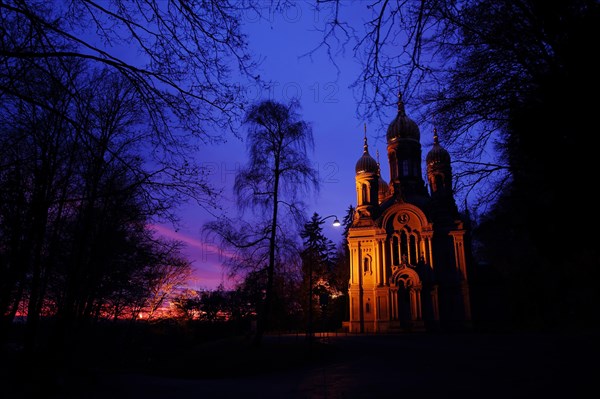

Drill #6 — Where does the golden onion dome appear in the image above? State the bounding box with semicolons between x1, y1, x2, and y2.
355;138;378;174
426;128;451;165
386;95;420;143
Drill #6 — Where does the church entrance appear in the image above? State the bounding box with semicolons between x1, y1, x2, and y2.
390;265;423;330
397;284;412;328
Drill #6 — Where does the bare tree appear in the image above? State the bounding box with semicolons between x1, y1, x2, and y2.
300;212;338;337
0;0;269;227
0;56;86;346
205;99;318;345
308;1;510;209
0;61;204;349
309;0;597;209
309;1;599;329
0;0;259;136
143;250;193;321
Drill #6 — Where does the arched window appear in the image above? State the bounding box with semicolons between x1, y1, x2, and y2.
361;184;368;204
410;235;418;265
390;152;397;179
435;174;444;193
400;231;408;263
365;301;371;313
429;175;437;192
402;159;410;176
392;236;400;265
363;256;370;273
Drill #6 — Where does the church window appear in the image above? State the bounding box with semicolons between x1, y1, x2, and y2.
402;159;410;176
410;235;418;264
392;236;400;265
361;184;368;204
400;231;408;263
363;256;370;273
435;174;444;192
390;153;397;179
365;301;371;313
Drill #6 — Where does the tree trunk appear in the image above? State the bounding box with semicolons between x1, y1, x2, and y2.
253;158;280;347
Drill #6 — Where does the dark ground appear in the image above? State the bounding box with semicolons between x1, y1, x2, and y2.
3;329;598;399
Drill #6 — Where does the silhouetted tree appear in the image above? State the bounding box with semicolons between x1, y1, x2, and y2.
439;0;600;330
312;0;597;208
0;5;259;324
131;247;193;321
0;0;258;139
205;99;318;345
328;204;354;328
0;57;86;346
171;289;202;321
340;204;355;241
0;64;198;349
300;213;338;335
314;0;600;329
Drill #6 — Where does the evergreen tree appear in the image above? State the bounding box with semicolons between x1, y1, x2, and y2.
300;213;338;335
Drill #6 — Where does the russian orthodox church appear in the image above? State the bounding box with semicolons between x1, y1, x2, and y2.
345;96;472;333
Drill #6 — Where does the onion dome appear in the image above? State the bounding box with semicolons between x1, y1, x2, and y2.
426;128;451;165
355;127;378;174
386;92;420;142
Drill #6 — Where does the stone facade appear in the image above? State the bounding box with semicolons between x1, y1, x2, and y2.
345;100;472;333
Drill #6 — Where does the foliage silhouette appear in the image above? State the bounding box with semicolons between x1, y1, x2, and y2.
314;0;600;330
205;99;319;345
0;65;192;350
300;213;339;336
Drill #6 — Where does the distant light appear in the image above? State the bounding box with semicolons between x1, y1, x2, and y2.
332;218;341;227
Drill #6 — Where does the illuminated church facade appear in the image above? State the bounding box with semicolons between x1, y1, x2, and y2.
345;98;472;333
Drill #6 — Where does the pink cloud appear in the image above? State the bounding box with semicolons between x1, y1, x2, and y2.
149;223;238;291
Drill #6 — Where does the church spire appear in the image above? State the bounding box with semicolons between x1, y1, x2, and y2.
355;123;378;175
433;126;439;145
355;123;380;210
397;77;406;115
363;123;369;153
397;89;406;115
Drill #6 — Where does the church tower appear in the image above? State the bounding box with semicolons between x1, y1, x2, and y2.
426;127;459;222
345;94;472;333
354;125;380;219
386;93;428;201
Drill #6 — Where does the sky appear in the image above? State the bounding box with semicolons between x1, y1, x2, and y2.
156;2;405;291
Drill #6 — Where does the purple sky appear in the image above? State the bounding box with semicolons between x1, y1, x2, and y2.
155;3;402;291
